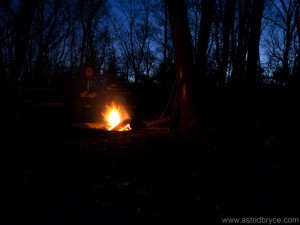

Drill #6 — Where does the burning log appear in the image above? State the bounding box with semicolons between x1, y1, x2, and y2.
73;101;132;132
110;118;131;131
102;101;131;131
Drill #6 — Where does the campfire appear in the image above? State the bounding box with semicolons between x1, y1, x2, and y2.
73;101;132;132
101;101;131;131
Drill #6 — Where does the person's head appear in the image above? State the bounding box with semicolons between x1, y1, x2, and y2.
84;64;94;78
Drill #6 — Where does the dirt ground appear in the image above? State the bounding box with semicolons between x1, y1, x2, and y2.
0;85;299;225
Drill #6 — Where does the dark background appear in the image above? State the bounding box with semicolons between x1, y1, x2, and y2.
1;0;300;224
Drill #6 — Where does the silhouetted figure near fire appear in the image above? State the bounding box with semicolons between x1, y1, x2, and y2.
72;64;102;123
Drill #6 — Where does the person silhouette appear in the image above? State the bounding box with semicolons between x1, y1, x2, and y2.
72;64;101;123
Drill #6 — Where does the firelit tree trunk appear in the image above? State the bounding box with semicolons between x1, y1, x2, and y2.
166;0;198;130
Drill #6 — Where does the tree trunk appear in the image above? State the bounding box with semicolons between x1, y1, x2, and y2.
245;0;265;87
0;40;5;79
195;0;215;84
294;1;300;88
163;0;168;74
232;0;251;85
218;0;235;86
11;0;37;83
166;0;198;130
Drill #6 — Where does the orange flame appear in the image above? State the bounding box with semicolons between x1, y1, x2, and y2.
101;101;131;131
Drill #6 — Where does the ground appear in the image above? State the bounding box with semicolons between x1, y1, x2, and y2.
0;85;299;225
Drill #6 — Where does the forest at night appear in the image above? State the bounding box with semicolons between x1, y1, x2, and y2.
1;0;299;224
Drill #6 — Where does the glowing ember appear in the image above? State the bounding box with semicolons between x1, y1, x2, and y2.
102;101;131;131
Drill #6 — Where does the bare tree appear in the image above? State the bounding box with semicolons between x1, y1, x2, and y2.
245;0;265;87
78;0;107;67
152;0;174;87
31;0;71;83
218;0;236;86
231;0;252;84
186;0;202;59
263;0;298;85
0;0;15;79
112;0;155;83
11;0;38;83
195;0;216;84
167;0;198;130
293;0;300;87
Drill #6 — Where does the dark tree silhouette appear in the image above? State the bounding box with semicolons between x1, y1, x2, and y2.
34;0;64;84
294;0;300;88
11;0;38;83
231;0;251;84
195;0;216;84
166;0;198;130
264;0;298;86
218;0;236;86
245;0;265;87
78;0;105;67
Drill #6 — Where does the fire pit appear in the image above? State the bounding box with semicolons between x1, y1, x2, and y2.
73;119;131;131
73;101;132;132
73;122;107;130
